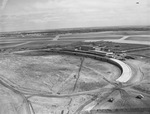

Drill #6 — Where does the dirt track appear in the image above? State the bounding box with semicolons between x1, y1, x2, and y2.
0;53;121;114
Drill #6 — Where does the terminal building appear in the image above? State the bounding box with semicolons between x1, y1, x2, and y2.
75;45;95;51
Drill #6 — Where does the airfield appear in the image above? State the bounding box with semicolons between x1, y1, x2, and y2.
0;27;150;114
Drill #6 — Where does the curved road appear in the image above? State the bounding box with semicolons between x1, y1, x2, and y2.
0;50;133;114
110;58;132;83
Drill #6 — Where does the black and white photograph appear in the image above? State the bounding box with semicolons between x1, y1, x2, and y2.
0;0;150;114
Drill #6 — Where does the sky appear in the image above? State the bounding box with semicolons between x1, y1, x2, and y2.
0;0;150;32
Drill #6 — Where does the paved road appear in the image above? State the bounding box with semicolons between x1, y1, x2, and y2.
110;58;132;83
53;35;60;41
0;50;133;114
119;36;130;41
85;35;150;45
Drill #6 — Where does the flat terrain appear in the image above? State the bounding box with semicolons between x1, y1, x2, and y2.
0;50;150;114
59;32;122;40
1;30;150;51
126;36;150;41
0;54;120;93
0;28;150;114
0;53;121;114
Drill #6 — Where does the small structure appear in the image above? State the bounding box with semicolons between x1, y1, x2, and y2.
76;45;95;51
94;46;106;51
113;55;125;60
108;98;114;102
136;94;144;99
93;50;108;56
106;52;114;58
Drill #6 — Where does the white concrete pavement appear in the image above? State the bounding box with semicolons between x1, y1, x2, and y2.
110;58;132;83
53;35;60;41
119;36;130;41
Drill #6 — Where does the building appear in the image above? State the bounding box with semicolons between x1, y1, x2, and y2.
75;45;95;51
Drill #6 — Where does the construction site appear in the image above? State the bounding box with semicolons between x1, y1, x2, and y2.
0;31;150;114
1;0;150;113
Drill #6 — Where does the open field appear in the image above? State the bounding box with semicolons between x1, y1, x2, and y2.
0;54;120;92
59;37;122;41
0;48;150;113
59;33;122;39
0;28;150;114
0;52;122;114
126;36;150;41
1;29;150;52
58;32;122;41
0;37;54;42
100;30;150;35
127;50;150;60
0;40;76;52
0;83;26;114
0;41;26;48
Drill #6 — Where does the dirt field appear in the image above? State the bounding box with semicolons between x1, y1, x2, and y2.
0;53;121;114
1;29;150;114
0;50;150;114
0;54;120;93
